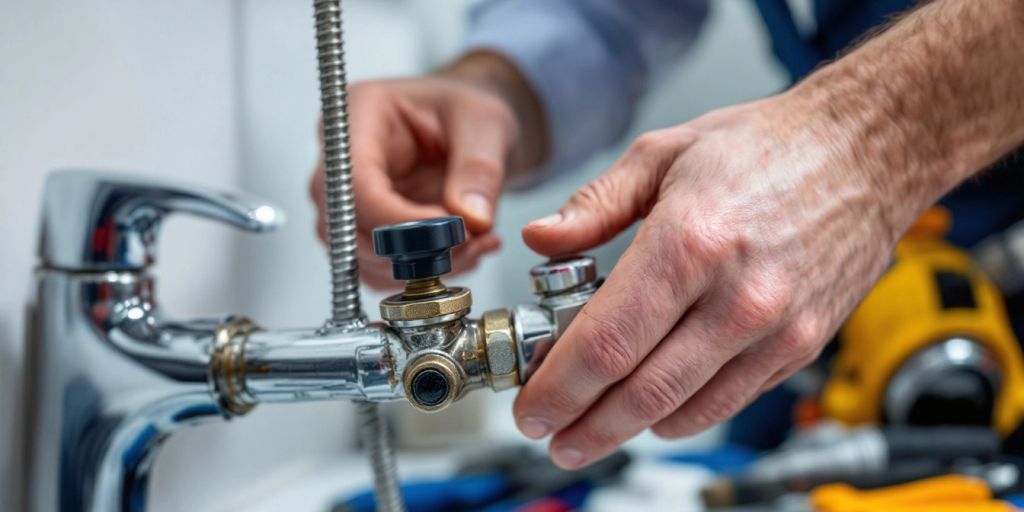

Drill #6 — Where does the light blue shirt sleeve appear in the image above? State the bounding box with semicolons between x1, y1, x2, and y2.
463;0;710;175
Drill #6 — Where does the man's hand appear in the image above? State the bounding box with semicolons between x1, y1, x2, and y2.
513;0;1024;470
309;53;546;288
514;98;899;468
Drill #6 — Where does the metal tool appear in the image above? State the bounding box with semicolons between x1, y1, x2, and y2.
702;425;1001;508
20;170;599;511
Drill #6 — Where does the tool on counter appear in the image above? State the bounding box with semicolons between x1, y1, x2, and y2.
810;474;1016;512
701;425;1003;508
331;447;631;512
824;207;1024;436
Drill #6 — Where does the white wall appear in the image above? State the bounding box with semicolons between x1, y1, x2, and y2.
0;2;245;509
0;1;363;510
1;0;787;510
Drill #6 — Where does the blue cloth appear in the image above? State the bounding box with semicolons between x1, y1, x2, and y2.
661;444;761;473
1004;493;1024;509
337;473;509;512
465;0;1024;248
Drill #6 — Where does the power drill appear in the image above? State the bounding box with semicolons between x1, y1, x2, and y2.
823;207;1024;437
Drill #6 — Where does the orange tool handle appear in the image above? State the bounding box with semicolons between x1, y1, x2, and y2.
811;475;1006;512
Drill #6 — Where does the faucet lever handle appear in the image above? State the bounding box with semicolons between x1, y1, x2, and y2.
40;170;285;270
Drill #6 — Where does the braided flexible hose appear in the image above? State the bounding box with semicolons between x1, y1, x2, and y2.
314;0;363;326
312;1;405;511
356;401;405;512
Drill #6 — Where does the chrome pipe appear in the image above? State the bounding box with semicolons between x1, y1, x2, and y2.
230;327;406;406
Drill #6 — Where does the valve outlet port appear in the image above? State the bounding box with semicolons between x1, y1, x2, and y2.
403;354;462;413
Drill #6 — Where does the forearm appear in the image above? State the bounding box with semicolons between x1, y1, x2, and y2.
785;0;1024;238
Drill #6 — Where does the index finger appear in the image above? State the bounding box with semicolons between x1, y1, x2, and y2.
512;219;710;439
346;98;449;228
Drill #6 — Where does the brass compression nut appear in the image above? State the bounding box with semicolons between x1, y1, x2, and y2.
482;309;519;391
403;353;464;413
210;316;262;417
380;287;472;322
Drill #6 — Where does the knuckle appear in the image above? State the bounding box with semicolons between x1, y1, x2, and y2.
572;174;616;210
571;423;620;452
628;130;673;156
457;155;504;184
687;393;748;433
729;275;791;335
674;221;733;270
452;89;517;136
625;366;688;422
578;315;637;382
473;94;515;124
567;176;620;239
649;221;701;277
531;384;581;418
776;314;824;358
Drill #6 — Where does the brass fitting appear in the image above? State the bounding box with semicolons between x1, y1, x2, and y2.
402;353;464;412
482;309;519;391
210;317;262;416
379;286;472;322
401;277;447;299
370;217;600;415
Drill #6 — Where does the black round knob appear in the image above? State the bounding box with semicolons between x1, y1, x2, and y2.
372;216;466;280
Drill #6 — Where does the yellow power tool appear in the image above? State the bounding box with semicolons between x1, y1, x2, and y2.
823;208;1024;436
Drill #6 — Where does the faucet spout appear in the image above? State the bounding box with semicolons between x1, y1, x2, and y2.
23;270;229;512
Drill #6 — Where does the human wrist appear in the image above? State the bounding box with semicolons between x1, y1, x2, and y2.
768;85;924;246
777;0;1024;243
438;51;549;172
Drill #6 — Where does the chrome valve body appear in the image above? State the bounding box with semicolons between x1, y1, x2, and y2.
21;171;600;512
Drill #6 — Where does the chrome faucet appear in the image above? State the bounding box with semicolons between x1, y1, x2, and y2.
22;170;600;512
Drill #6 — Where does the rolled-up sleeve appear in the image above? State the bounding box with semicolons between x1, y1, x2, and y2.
463;0;709;174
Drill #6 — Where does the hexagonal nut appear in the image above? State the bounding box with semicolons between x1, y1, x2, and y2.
482;309;519;391
380;287;472;321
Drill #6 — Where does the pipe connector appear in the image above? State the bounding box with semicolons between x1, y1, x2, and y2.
210;317;263;416
205;216;601;417
482;309;519;391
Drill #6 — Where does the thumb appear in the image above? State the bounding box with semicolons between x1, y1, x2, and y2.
443;105;516;234
523;133;680;256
